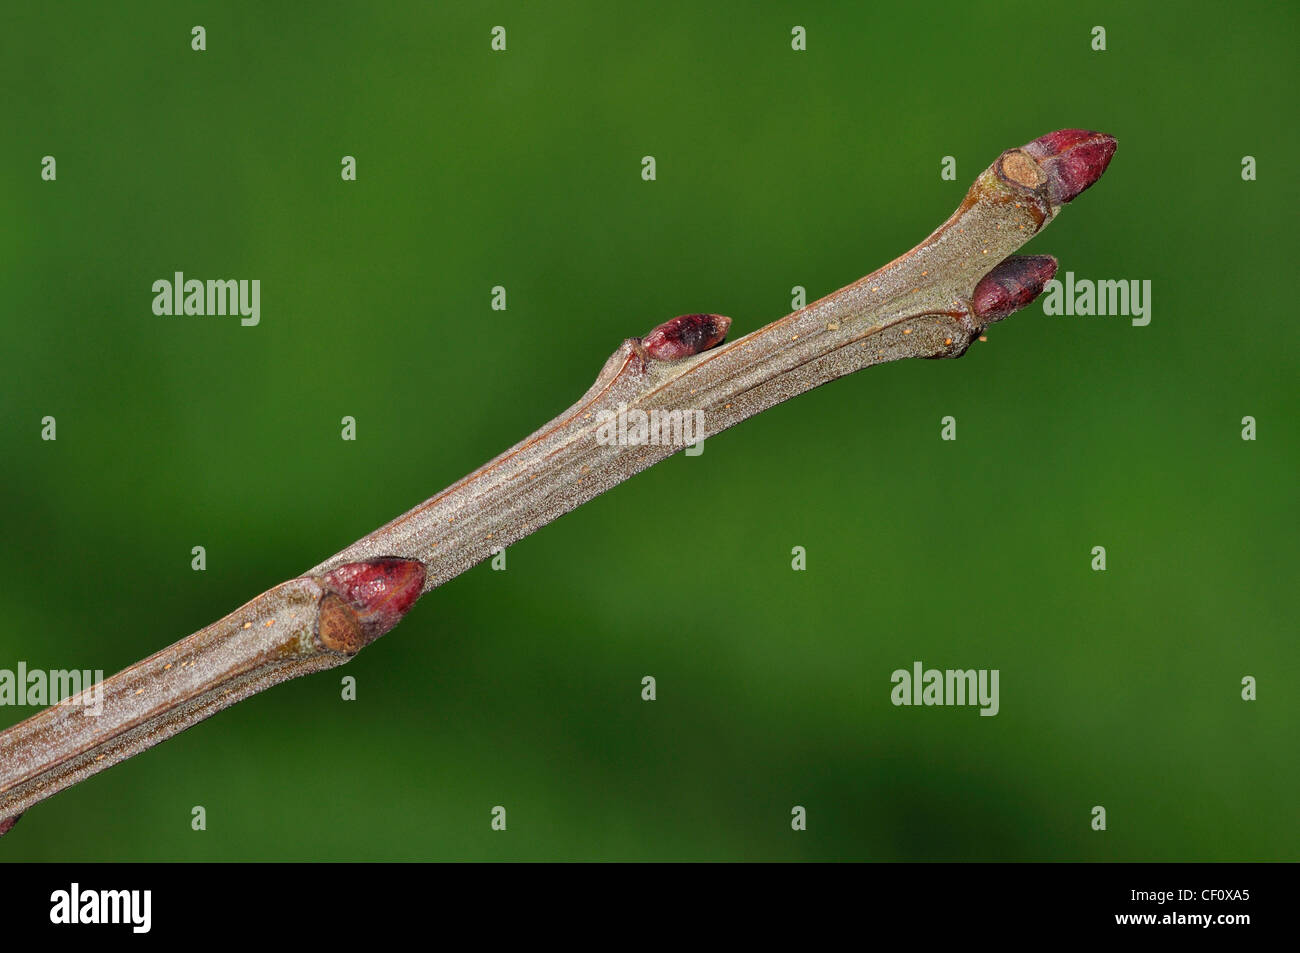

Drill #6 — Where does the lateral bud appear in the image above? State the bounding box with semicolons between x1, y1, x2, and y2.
972;255;1058;324
315;558;426;655
641;313;731;361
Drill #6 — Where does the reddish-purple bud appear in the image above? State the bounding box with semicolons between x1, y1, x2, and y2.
973;255;1058;323
642;313;731;361
1022;129;1117;205
317;558;426;654
0;814;21;837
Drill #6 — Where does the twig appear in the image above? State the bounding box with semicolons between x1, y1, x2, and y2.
0;129;1117;834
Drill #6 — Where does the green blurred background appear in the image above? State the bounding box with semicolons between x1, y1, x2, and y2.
2;1;1295;861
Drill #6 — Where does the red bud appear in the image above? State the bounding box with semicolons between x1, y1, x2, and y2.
642;313;731;361
973;255;1058;322
1022;129;1117;205
317;558;426;653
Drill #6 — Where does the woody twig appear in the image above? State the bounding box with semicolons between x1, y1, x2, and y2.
0;129;1117;836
